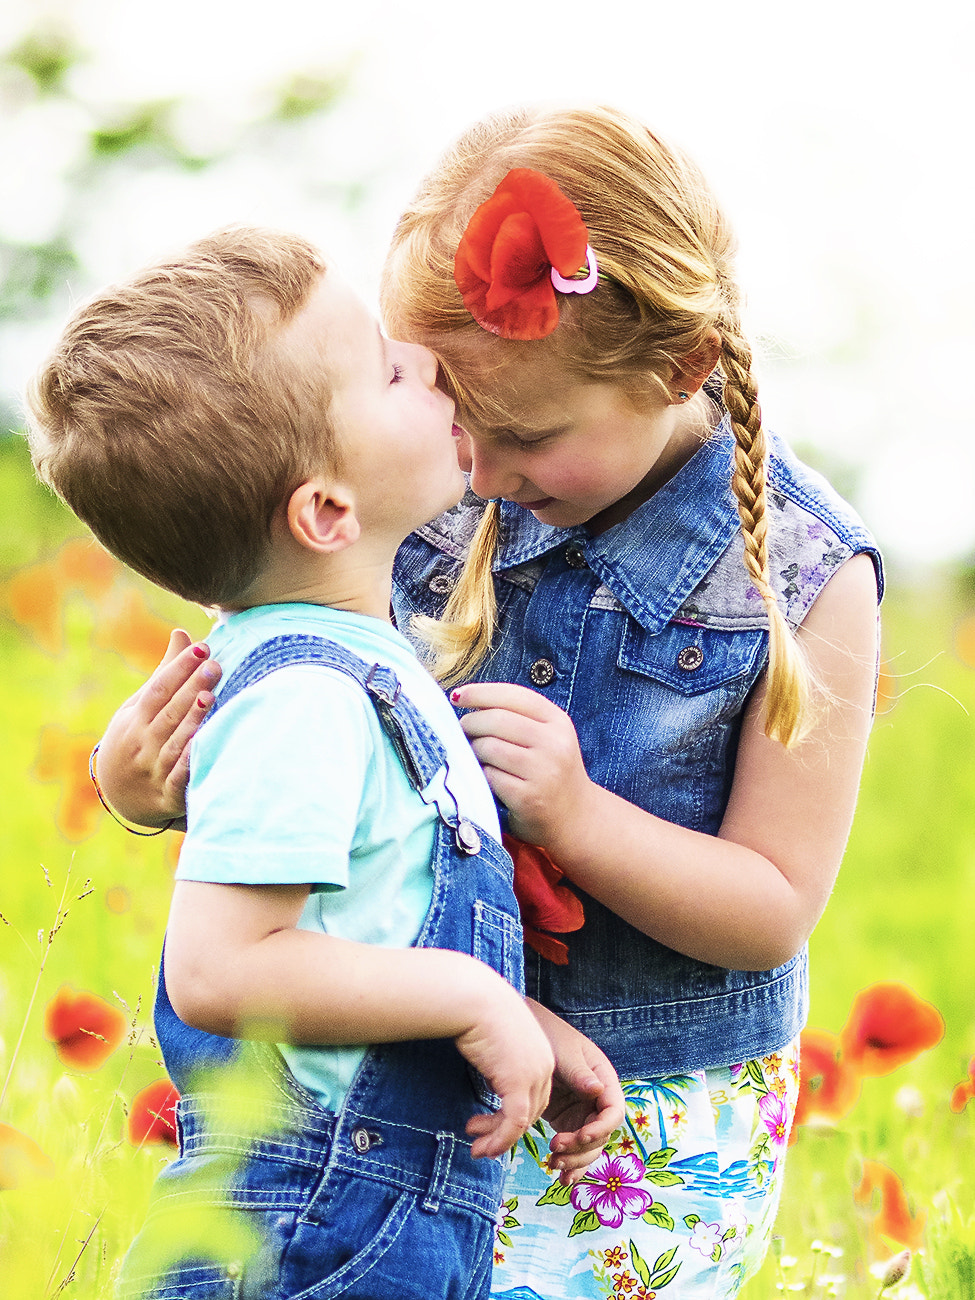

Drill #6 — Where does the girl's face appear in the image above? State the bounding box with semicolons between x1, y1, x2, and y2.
454;351;698;531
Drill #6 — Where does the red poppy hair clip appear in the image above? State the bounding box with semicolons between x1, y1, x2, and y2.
454;168;598;341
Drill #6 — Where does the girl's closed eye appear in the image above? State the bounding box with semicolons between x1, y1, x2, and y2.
391;363;406;384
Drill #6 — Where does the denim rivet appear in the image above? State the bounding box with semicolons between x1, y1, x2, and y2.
529;658;556;687
225;1261;243;1279
677;645;704;671
564;542;588;570
351;1126;372;1153
429;574;454;596
455;819;482;855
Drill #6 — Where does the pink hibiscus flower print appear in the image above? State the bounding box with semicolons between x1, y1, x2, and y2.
759;1091;790;1148
570;1151;653;1228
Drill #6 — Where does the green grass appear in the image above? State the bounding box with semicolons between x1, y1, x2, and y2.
1;433;974;1297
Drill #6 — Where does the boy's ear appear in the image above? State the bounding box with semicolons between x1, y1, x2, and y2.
286;479;360;553
672;328;722;399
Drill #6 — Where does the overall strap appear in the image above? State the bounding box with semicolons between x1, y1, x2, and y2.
206;632;448;801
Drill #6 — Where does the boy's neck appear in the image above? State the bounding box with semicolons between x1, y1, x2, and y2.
229;544;396;623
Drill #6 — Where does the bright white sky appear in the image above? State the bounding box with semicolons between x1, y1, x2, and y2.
4;0;973;566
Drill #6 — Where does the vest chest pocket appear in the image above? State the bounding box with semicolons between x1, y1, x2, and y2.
615;621;767;759
619;621;767;696
472;899;524;993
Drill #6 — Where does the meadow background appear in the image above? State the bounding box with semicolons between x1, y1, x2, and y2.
2;2;975;1296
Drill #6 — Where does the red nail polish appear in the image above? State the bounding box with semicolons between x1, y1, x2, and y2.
450;690;461;703
191;645;207;659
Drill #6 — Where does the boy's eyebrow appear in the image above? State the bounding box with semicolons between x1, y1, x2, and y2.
481;419;571;439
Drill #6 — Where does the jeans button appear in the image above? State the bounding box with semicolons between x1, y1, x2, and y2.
351;1126;373;1154
429;573;454;596
565;542;588;569
529;658;556;687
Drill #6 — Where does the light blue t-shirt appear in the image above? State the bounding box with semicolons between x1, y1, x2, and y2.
177;602;500;1109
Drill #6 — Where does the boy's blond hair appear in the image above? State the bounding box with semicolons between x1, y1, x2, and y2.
26;227;330;607
382;105;812;746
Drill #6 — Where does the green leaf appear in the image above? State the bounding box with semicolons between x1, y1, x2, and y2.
647;1170;685;1187
646;1146;677;1169
710;1244;723;1263
651;1264;682;1289
497;1230;512;1247
745;1059;766;1090
683;1213;701;1228
537;1178;573;1207
629;1240;651;1288
568;1209;601;1237
645;1203;675;1231
522;1131;541;1163
652;1246;678;1274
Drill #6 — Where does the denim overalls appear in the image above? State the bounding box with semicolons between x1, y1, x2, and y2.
394;420;884;1079
118;635;524;1300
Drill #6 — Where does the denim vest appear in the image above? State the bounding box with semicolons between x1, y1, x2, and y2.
394;421;883;1079
136;635;524;1298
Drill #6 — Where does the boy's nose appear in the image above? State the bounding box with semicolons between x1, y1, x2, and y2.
414;343;439;390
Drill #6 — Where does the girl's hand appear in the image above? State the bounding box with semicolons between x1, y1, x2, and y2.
527;1000;624;1185
96;629;221;826
451;682;594;852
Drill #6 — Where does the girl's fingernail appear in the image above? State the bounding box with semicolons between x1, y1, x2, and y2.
197;695;211;709
191;645;207;659
450;689;461;703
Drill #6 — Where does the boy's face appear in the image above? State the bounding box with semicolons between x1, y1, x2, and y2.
285;271;465;540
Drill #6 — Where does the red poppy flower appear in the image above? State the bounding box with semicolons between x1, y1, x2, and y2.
790;1028;861;1141
454;169;591;340
855;1159;926;1252
127;1079;180;1146
504;835;585;965
950;1056;975;1113
840;982;944;1076
0;1123;55;1189
43;984;127;1070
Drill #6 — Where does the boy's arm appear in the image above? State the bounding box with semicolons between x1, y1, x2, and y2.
527;1000;624;1184
165;878;554;1159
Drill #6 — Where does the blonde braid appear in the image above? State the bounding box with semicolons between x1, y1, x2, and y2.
720;328;812;747
412;501;500;685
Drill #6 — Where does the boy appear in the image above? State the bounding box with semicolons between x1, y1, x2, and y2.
26;227;618;1298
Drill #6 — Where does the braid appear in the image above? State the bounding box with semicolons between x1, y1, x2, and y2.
720;328;812;747
412;501;500;685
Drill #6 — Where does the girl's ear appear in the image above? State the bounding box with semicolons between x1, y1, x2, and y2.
286;479;361;553
672;328;722;400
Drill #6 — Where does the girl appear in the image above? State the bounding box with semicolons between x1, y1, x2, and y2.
97;106;882;1298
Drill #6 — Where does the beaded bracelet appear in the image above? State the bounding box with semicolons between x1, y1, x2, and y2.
88;743;182;837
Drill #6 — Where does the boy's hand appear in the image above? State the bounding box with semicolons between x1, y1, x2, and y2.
457;977;555;1160
452;682;595;853
527;1000;624;1184
97;629;221;825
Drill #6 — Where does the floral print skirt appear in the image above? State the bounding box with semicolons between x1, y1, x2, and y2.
490;1040;800;1300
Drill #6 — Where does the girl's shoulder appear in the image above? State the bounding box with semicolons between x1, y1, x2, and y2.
682;431;883;633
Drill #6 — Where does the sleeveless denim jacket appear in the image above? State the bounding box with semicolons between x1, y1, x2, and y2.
126;635;523;1299
393;421;883;1079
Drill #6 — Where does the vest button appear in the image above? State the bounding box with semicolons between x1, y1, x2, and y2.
564;541;588;569
677;645;704;672
529;658;556;687
429;573;454;596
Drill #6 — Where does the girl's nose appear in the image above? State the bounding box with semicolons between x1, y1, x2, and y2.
468;442;521;501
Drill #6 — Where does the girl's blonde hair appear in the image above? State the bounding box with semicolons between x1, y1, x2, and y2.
382;105;811;747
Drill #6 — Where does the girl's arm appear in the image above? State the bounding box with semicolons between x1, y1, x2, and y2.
165;878;554;1159
95;630;219;826
454;553;880;972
